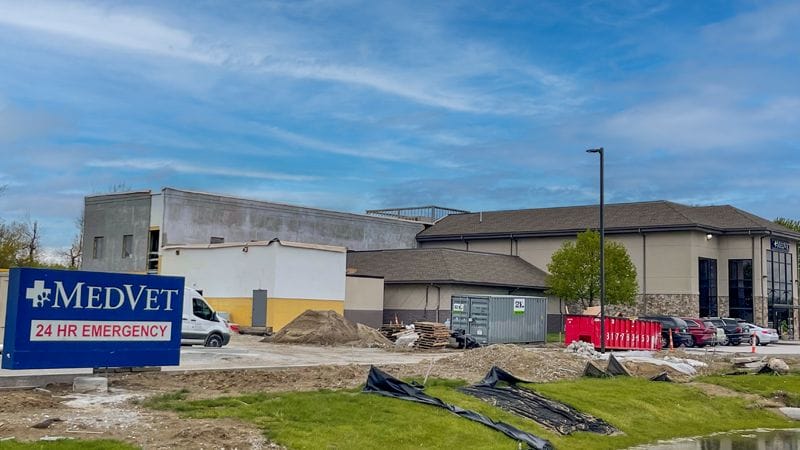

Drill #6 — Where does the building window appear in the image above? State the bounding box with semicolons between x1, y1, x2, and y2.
767;249;793;330
92;236;104;259
699;258;717;317
210;236;224;244
728;259;753;322
122;234;133;259
147;229;160;273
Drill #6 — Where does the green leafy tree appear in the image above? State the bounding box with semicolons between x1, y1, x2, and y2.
775;217;800;273
0;221;28;267
775;217;800;232
546;230;638;309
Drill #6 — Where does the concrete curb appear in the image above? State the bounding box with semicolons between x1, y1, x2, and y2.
0;373;86;389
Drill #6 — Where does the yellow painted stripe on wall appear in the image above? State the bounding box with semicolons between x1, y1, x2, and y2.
266;298;344;332
205;297;254;326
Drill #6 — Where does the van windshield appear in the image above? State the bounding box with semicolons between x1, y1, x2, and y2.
192;298;216;321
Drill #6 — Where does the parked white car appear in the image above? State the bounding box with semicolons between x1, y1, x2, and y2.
743;323;779;346
704;320;726;346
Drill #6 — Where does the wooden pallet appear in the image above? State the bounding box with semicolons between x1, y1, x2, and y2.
379;324;406;342
413;322;450;349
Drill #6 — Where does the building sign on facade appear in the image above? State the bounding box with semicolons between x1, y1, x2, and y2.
2;268;184;370
771;239;791;253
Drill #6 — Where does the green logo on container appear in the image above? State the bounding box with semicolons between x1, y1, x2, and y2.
513;298;525;315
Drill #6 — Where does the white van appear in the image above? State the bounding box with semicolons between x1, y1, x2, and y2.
181;287;231;347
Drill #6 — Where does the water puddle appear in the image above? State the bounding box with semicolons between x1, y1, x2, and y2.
628;428;800;449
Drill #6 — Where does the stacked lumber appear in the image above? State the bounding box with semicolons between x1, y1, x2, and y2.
413;322;450;349
379;323;405;342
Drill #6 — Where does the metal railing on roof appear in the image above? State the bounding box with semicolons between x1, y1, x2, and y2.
366;206;469;224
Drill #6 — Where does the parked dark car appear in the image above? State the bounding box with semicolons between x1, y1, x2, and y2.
703;317;749;346
681;317;718;347
641;316;693;348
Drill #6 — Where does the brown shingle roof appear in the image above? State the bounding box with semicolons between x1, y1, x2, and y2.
346;248;548;289
417;201;800;240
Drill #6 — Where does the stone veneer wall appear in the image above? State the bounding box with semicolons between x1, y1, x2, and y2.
572;294;700;318
716;296;730;318
752;296;768;326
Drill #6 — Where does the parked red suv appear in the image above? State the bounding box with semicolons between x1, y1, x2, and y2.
681;317;718;347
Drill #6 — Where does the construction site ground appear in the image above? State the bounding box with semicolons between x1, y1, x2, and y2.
1;335;798;449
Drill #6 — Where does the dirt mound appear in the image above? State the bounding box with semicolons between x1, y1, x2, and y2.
268;310;391;348
426;344;587;383
112;365;372;399
0;390;63;413
356;323;392;347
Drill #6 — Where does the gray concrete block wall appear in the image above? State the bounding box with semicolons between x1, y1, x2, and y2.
81;191;152;273
161;188;424;250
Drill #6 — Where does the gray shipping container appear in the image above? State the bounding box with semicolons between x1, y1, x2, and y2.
450;294;547;345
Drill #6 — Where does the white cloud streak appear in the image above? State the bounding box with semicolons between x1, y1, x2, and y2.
86;158;315;182
0;0;574;115
0;1;221;63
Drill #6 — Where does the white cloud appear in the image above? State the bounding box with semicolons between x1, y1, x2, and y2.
259;125;410;161
85;158;315;182
0;1;575;115
0;1;221;63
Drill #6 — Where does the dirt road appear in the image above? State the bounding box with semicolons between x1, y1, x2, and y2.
0;340;757;449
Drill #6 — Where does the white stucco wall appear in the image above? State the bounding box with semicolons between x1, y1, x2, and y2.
160;245;275;297
159;241;345;301
150;193;163;228
272;244;345;300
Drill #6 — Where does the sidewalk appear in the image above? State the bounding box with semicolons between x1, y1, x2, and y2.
777;339;800;345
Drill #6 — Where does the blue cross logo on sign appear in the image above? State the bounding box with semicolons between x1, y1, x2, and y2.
25;280;51;308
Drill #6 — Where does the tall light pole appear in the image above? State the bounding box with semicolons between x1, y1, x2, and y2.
586;147;606;353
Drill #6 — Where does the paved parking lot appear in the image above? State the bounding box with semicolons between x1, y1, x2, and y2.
685;341;800;356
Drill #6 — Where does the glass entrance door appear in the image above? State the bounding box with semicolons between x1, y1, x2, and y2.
699;258;717;317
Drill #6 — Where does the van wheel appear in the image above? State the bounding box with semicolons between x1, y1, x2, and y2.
205;333;223;348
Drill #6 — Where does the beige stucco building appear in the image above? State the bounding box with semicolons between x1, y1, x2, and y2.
347;248;549;326
417;201;800;338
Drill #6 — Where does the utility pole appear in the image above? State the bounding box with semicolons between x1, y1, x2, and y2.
586;147;605;353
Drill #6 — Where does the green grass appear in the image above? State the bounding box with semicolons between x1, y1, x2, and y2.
0;440;135;450
147;376;795;450
546;332;564;344
699;373;800;407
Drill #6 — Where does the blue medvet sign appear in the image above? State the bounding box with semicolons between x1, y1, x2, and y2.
3;268;184;370
771;239;791;253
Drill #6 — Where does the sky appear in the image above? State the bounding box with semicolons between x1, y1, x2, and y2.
0;0;798;253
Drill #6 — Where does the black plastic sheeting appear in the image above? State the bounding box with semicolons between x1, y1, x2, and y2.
363;366;553;450
461;367;618;436
606;354;631;377
450;329;482;349
650;371;673;382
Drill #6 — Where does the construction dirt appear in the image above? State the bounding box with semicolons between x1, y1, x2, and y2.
0;344;790;449
265;310;391;348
